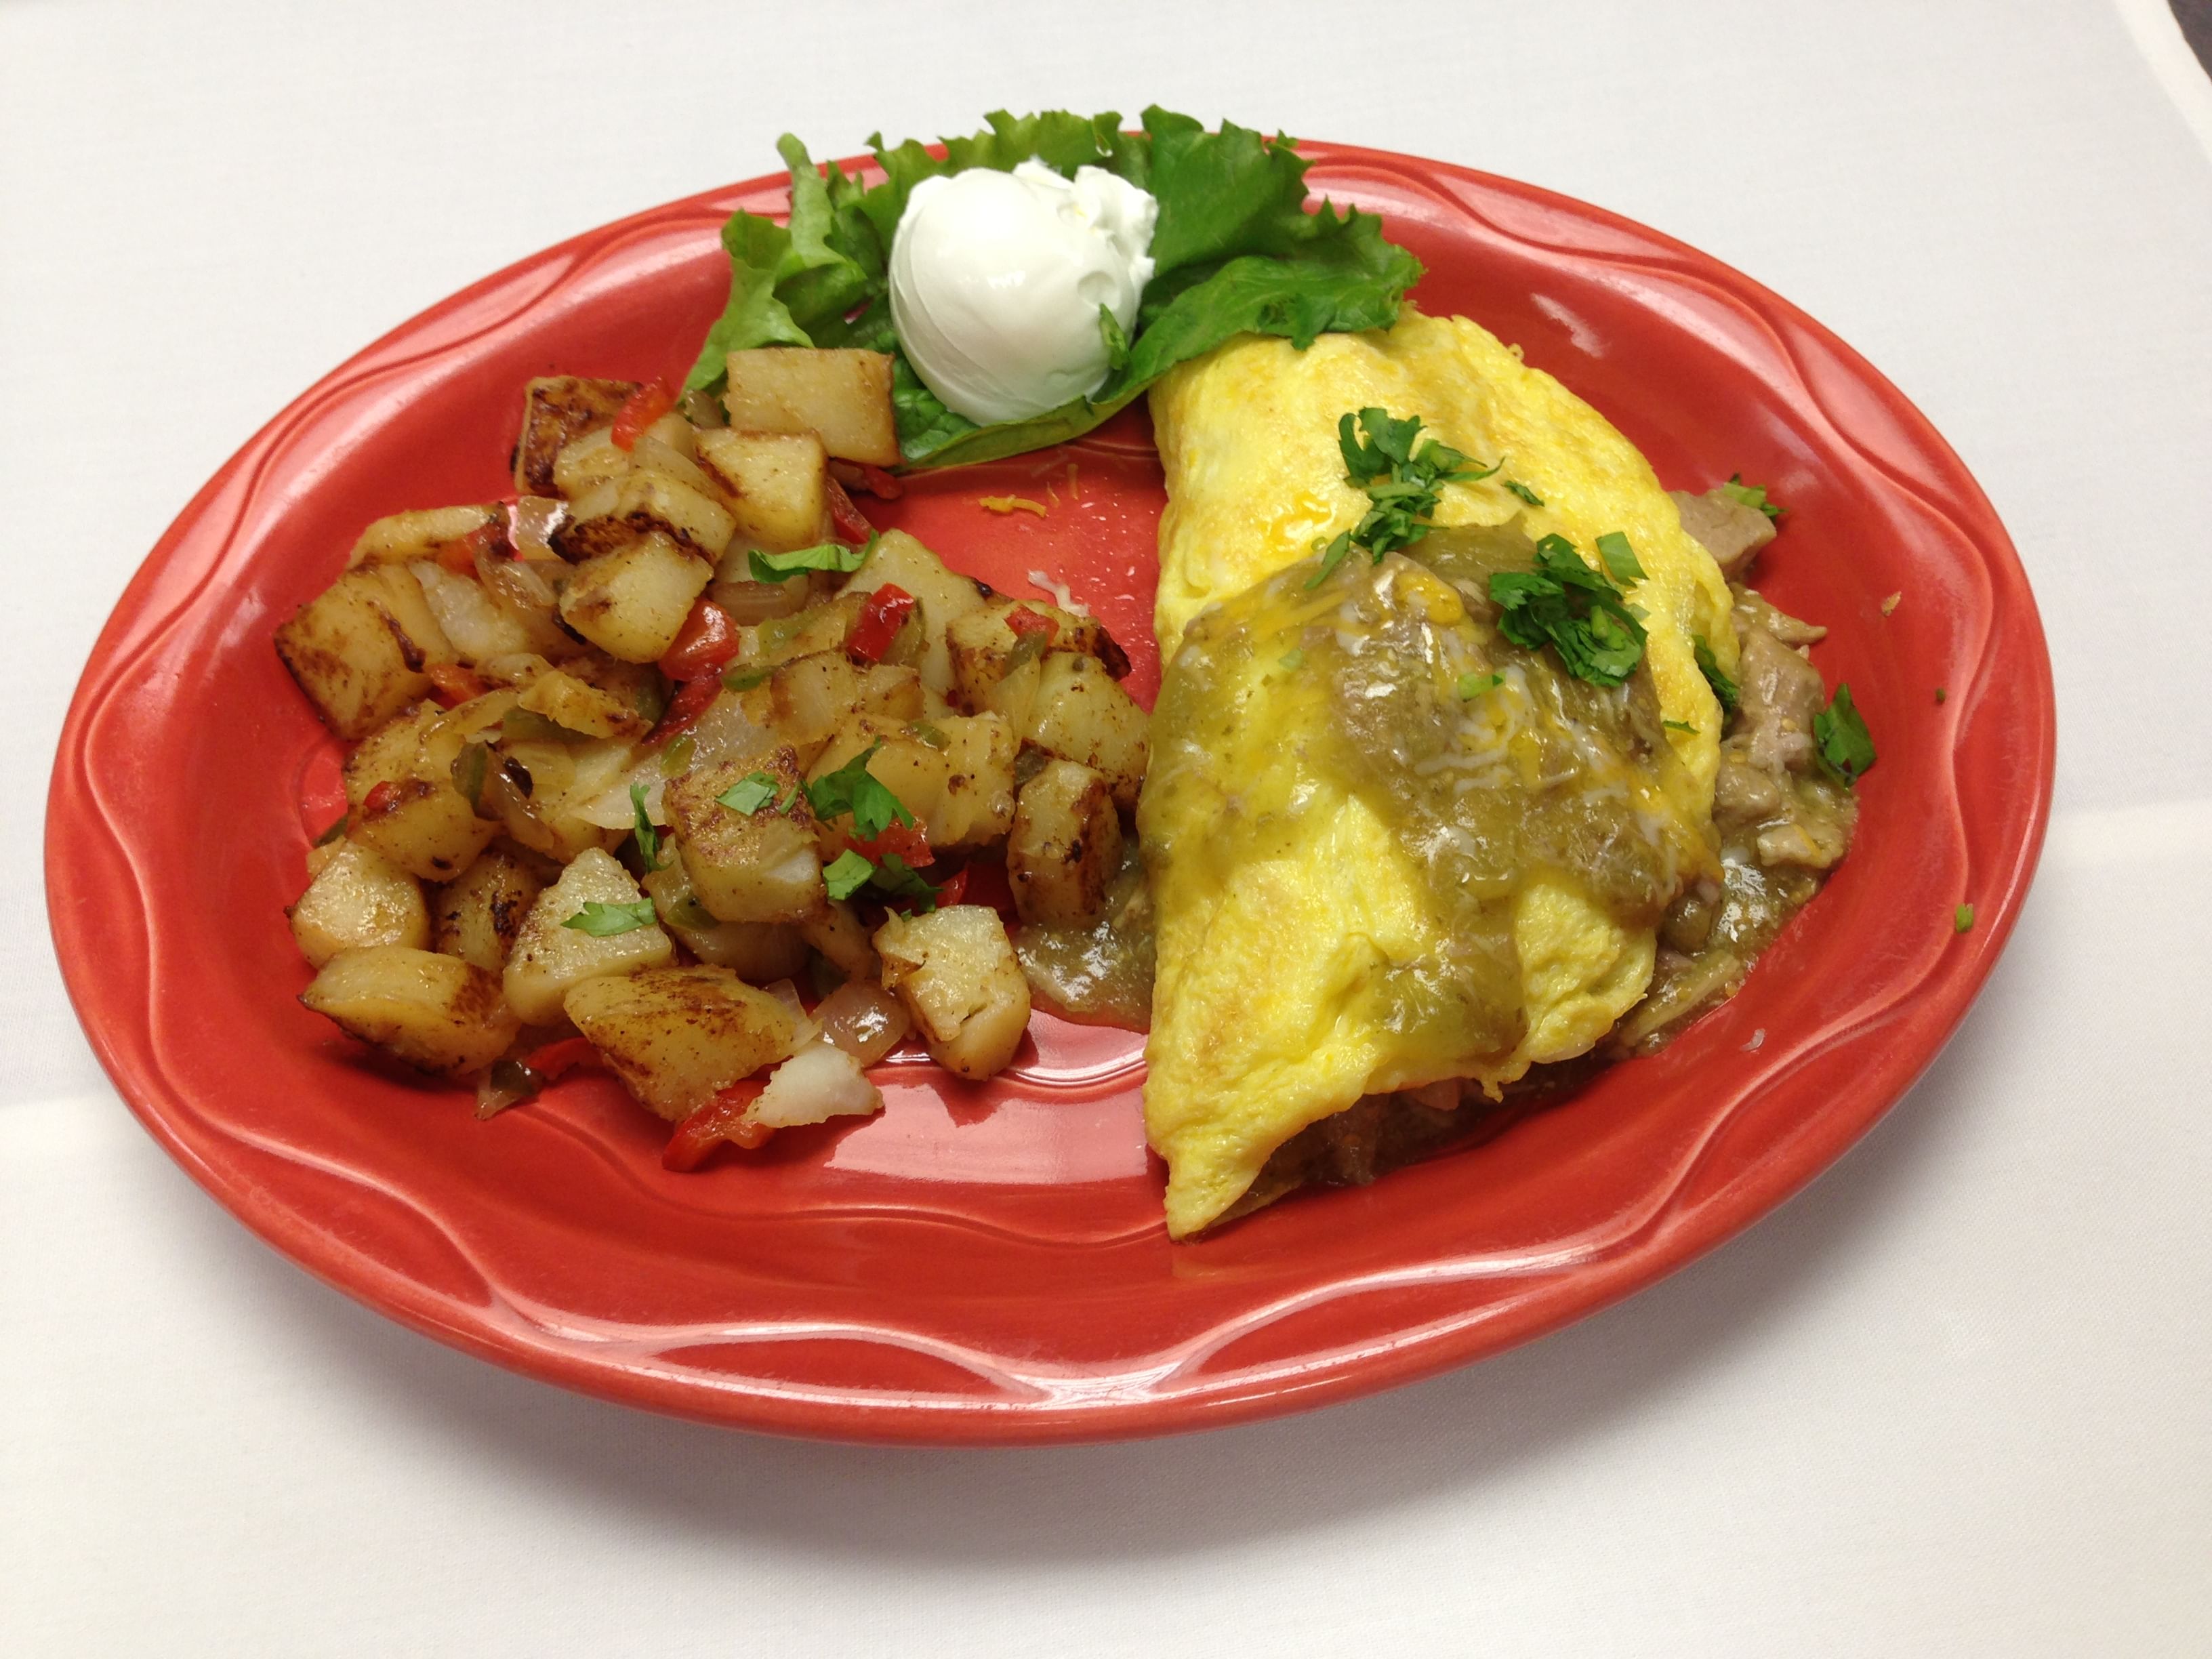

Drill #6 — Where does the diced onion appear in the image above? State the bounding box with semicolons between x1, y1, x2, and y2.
759;979;822;1047
815;980;912;1066
1026;570;1090;617
508;496;569;562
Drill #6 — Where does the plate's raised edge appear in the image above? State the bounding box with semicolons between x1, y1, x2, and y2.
44;144;2055;1445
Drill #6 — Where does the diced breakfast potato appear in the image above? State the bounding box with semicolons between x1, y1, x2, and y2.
516;376;638;497
409;560;541;664
431;844;546;972
556;534;714;663
563;965;798;1121
342;702;500;880
807;713;1016;853
475;731;630;864
721;348;899;468
945;599;1113;714
693;428;831;552
745;1044;883;1131
874;906;1031;1080
662;752;825;925
501;846;673;1025
288;839;429;967
275;566;454;741
513;664;655;741
347;505;497;569
300;945;520;1076
556;468;737;564
1007;760;1123;928
1025;653;1149;811
839;531;988;696
639;861;811;981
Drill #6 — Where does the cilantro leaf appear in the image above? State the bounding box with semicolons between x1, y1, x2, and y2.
716;771;786;815
1721;473;1783;520
1502;479;1543;506
560;899;659;937
804;741;914;839
749;537;874;584
685;109;1422;468
1306;407;1495;587
1694;636;1740;717
1487;535;1650;687
1595;531;1646;586
1953;903;1975;934
822;849;875;902
1458;671;1503;699
628;783;664;871
1811;683;1877;786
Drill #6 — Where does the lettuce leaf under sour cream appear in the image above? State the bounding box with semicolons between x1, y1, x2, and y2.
684;108;1423;469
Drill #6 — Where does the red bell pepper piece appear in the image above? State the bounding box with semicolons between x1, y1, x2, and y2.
846;583;916;663
659;598;739;682
359;779;401;817
653;674;721;740
1004;605;1059;643
525;1037;599;1082
829;459;904;500
436;521;497;575
424;662;489;708
928;865;969;909
611;378;675;451
851;817;933;869
662;1082;771;1172
825;475;876;545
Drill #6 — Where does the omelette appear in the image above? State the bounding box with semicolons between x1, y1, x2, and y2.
1139;307;1742;1238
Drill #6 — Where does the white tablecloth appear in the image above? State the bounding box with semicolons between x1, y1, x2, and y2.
7;2;2209;1652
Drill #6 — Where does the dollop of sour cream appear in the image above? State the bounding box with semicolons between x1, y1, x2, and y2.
889;161;1158;426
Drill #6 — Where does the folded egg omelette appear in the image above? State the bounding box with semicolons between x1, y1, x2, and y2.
1139;307;1740;1237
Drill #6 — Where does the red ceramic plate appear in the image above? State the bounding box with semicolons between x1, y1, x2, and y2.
47;142;2052;1443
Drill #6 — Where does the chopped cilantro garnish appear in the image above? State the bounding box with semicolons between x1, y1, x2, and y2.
1694;636;1740;717
804;741;914;839
716;771;786;815
1812;684;1877;786
1502;479;1544;507
1663;719;1698;734
1595;531;1646;586
748;536;875;584
822;849;875;902
628;783;664;871
1307;407;1497;588
1720;473;1783;520
821;848;941;912
1457;670;1502;700
560;899;658;937
1953;902;1975;934
1279;649;1307;672
1488;534;1648;688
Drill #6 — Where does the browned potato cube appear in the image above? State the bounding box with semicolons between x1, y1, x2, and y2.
515;375;638;496
639;862;811;981
722;348;899;467
739;650;866;769
1025;654;1149;811
513;663;655;741
693;428;832;552
300;945;520;1076
341;703;499;880
346;505;497;569
662;751;825;925
1007;760;1123;928
288;840;429;967
554;470;737;565
800;901;879;982
565;966;798;1121
274;567;454;741
501;847;673;1025
430;844;546;972
945;598;1115;715
732;590;865;675
874;906;1030;1080
555;534;714;663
